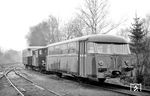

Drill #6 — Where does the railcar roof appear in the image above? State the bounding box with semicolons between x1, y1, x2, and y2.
23;46;45;51
87;34;128;43
46;34;128;47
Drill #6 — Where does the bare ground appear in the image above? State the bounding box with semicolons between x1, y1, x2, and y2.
0;64;127;96
21;69;127;96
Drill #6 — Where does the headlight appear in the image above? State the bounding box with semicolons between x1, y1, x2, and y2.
98;60;104;66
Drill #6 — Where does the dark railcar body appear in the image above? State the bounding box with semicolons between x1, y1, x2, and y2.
22;46;44;69
38;47;48;71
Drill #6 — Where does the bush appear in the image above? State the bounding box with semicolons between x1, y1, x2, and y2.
144;75;150;86
136;74;144;83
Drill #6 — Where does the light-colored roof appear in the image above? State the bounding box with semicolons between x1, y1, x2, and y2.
22;46;45;51
46;34;128;47
87;34;128;43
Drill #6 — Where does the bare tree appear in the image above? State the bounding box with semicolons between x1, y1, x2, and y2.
47;15;61;43
26;15;61;46
117;28;130;39
0;49;21;64
79;0;108;34
26;24;48;46
63;17;84;39
79;0;124;34
141;14;150;85
143;14;150;35
42;15;61;44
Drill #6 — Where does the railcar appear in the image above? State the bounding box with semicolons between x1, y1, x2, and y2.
37;47;48;72
46;34;135;82
22;46;44;69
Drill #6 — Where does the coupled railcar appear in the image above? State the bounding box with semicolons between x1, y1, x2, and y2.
22;46;45;69
46;34;134;82
37;47;48;71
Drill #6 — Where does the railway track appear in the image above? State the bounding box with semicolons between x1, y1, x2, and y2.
23;67;150;96
4;69;24;96
101;82;150;95
14;68;63;96
1;68;63;96
2;66;150;96
62;75;150;96
92;82;150;96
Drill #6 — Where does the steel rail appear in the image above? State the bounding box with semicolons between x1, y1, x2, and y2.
62;76;150;96
78;81;137;96
4;69;24;96
82;81;150;96
102;83;150;94
14;68;62;96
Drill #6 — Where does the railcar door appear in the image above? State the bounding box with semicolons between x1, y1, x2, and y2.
79;41;86;77
32;50;38;67
38;48;47;71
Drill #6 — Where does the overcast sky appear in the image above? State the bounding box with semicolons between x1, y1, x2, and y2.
0;0;150;51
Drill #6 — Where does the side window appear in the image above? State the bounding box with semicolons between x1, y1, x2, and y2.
68;42;76;54
32;51;35;55
53;46;56;54
107;45;111;54
48;47;54;55
87;42;94;53
55;46;61;54
39;49;42;55
76;42;79;53
68;43;71;53
29;50;32;56
103;44;108;53
62;44;68;54
54;46;57;54
44;48;48;55
95;44;103;53
35;50;38;57
59;45;63;54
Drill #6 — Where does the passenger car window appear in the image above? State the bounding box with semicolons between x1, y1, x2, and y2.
62;44;68;54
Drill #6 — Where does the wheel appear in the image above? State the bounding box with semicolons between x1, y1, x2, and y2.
77;77;82;83
25;65;29;69
98;78;106;83
25;65;27;69
57;73;62;78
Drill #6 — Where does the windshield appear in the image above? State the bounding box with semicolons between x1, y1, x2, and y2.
87;42;130;54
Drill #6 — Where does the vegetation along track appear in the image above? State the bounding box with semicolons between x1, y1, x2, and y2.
96;82;150;96
21;67;150;96
62;76;150;96
102;82;150;95
12;66;150;96
3;68;63;96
